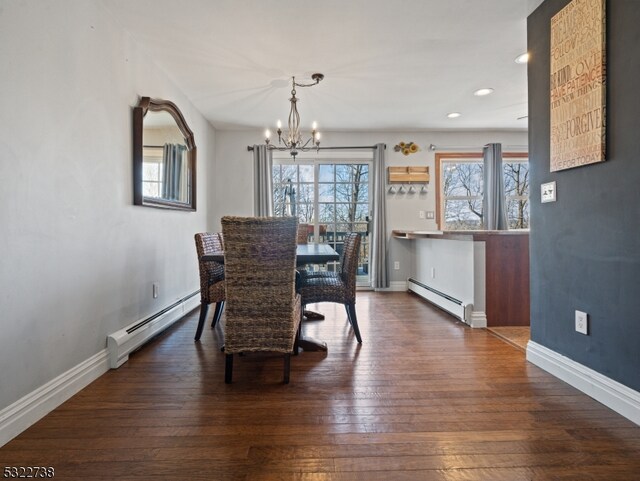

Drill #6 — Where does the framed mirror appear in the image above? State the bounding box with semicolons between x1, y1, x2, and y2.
133;97;196;210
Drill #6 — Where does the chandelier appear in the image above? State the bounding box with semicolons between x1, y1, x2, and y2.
264;73;324;159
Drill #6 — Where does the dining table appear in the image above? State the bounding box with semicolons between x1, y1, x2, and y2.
201;243;339;351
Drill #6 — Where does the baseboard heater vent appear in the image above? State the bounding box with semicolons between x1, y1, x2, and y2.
107;290;200;368
407;278;471;323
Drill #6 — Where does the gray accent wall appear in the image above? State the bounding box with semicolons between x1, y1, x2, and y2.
528;0;640;391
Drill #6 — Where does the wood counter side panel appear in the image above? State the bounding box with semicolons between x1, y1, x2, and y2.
486;235;530;327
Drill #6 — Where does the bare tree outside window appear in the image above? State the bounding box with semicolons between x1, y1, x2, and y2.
443;162;484;230
504;162;530;229
440;156;529;231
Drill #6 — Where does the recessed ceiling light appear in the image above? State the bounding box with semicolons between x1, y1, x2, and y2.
473;88;494;96
515;52;530;64
447;112;461;118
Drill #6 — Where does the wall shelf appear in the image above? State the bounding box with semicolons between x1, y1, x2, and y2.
388;166;430;183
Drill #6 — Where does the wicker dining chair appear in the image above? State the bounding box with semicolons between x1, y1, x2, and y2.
221;216;301;384
194;232;226;341
298;232;363;343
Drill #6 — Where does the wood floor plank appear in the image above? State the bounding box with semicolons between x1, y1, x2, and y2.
1;292;638;480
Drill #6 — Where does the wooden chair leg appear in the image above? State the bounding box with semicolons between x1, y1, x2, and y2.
194;302;210;341
225;354;233;384
347;303;362;344
283;353;291;384
211;301;225;328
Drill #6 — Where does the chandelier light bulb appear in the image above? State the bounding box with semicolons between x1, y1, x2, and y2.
312;121;317;130
315;132;321;141
265;129;271;139
277;120;282;129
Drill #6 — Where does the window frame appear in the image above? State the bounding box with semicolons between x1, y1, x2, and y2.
435;152;529;230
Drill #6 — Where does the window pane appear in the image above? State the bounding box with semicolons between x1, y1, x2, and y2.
143;182;159;198
504;162;529;229
443;162;483;197
318;183;335;202
297;184;314;203
506;198;530;229
503;162;530;197
143;162;160;181
297;203;315;224
444;199;483;230
281;165;297;183
319;203;335;223
355;204;369;221
299;165;314;183
335;164;351;180
318;164;334;182
272;165;281;184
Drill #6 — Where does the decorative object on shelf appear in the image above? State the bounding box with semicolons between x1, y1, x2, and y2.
393;141;419;156
264;73;324;159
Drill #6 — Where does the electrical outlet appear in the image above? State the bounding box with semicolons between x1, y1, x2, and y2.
153;282;159;299
575;310;588;335
426;211;435;219
419;210;426;219
394;261;400;270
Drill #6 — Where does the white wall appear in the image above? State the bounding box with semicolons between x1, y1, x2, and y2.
0;1;215;409
214;130;527;282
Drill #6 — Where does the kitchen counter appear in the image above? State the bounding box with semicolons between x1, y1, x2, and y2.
395;229;530;328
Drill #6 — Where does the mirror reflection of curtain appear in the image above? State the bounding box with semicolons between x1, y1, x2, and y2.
162;143;188;202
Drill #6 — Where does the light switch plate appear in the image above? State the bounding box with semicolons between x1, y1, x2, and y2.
541;181;557;203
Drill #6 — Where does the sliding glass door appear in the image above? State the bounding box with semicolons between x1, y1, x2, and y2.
272;158;372;286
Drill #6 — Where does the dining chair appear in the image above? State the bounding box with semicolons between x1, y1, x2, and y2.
221;216;301;384
299;232;363;343
194;232;226;342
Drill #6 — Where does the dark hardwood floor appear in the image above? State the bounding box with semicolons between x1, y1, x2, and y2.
1;292;639;480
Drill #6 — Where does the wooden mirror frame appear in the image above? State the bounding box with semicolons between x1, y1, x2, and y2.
133;97;197;211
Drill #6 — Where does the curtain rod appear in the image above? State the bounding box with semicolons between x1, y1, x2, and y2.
429;144;528;151
247;144;386;152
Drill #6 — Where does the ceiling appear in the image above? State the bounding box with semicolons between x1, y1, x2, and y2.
102;0;544;132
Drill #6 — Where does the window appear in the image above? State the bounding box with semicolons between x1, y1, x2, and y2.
142;146;164;198
272;158;372;286
436;153;529;230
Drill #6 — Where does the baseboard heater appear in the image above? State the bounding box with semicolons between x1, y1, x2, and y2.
407;278;472;323
107;291;200;368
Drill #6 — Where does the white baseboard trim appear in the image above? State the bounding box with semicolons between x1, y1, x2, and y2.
373;281;407;292
469;310;487;328
108;294;200;368
527;341;640;426
0;349;110;448
389;281;408;292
